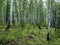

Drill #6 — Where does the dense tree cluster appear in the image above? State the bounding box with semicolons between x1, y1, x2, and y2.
0;0;60;41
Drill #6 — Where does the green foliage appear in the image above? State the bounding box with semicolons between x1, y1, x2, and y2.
0;24;60;45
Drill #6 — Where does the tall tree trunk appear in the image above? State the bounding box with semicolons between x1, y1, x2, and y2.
55;1;58;31
46;0;51;41
5;0;14;31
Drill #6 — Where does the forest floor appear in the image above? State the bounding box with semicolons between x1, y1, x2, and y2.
0;24;60;45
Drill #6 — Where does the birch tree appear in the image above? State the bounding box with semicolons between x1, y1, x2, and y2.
46;0;52;41
5;0;14;30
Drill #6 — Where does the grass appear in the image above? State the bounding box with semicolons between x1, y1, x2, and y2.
0;24;60;45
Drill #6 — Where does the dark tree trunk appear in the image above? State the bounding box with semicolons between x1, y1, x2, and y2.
5;19;11;31
47;33;50;41
37;24;41;29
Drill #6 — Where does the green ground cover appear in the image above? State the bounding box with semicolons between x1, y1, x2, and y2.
0;24;60;45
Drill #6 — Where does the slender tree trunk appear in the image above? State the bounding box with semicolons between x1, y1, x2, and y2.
5;0;14;31
46;0;51;41
55;1;58;31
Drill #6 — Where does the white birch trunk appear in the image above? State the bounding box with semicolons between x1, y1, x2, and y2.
46;0;51;32
10;0;14;25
